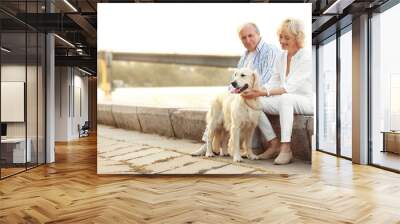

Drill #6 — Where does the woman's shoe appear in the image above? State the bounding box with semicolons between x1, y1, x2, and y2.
258;147;280;159
273;150;293;165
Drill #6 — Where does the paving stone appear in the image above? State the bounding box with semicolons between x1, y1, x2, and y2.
110;147;155;161
127;150;182;167
250;170;271;174
97;161;132;174
96;137;117;147
98;142;138;154
98;103;314;162
125;148;165;163
97;125;310;175
160;158;228;174
100;145;149;159
146;155;201;174
204;164;256;174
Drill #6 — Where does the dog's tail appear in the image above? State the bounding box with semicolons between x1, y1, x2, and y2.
206;97;223;124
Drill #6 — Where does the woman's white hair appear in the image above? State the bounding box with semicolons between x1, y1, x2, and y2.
277;18;305;48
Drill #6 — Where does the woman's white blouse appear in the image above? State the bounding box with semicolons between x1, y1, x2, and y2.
263;48;313;97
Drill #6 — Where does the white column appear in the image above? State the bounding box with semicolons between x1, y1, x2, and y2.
352;14;369;164
46;32;55;163
45;0;55;163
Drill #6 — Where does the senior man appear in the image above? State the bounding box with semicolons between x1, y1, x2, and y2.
191;22;279;157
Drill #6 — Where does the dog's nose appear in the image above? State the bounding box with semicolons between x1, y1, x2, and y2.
231;81;238;88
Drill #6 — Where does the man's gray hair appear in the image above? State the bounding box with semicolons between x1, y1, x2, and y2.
237;22;260;35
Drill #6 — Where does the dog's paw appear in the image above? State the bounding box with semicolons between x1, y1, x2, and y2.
205;151;215;157
233;155;243;162
247;154;259;160
219;151;229;157
191;149;206;156
191;145;207;156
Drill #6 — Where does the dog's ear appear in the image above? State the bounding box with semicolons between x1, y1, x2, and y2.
252;71;261;90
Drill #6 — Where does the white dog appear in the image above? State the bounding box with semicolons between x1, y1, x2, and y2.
204;68;262;162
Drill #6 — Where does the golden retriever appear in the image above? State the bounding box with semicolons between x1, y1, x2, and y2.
204;68;262;162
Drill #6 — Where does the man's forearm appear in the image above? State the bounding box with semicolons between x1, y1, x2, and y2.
269;87;286;96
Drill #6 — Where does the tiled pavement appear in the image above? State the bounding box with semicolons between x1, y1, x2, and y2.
98;125;310;175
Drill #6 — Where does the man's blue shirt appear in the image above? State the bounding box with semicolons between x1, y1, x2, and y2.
237;39;279;85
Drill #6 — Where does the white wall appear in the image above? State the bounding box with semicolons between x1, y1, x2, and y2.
71;72;89;138
55;67;70;141
1;65;26;81
55;67;89;141
1;82;25;122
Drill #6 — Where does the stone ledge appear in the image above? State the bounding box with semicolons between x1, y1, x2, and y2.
98;104;313;162
137;107;178;137
111;105;141;131
97;104;115;126
170;108;208;141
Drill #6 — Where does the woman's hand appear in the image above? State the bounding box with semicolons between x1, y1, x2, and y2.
241;89;264;99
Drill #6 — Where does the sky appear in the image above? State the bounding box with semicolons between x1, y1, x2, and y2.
98;3;311;56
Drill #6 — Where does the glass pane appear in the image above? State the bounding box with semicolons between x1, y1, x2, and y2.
1;31;27;177
0;0;46;178
340;29;352;158
38;33;45;165
27;31;38;169
25;0;37;169
371;3;400;171
318;37;337;154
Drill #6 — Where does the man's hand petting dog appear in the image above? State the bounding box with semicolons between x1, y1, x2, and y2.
241;89;262;99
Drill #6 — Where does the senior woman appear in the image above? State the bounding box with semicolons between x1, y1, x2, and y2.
241;18;313;165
